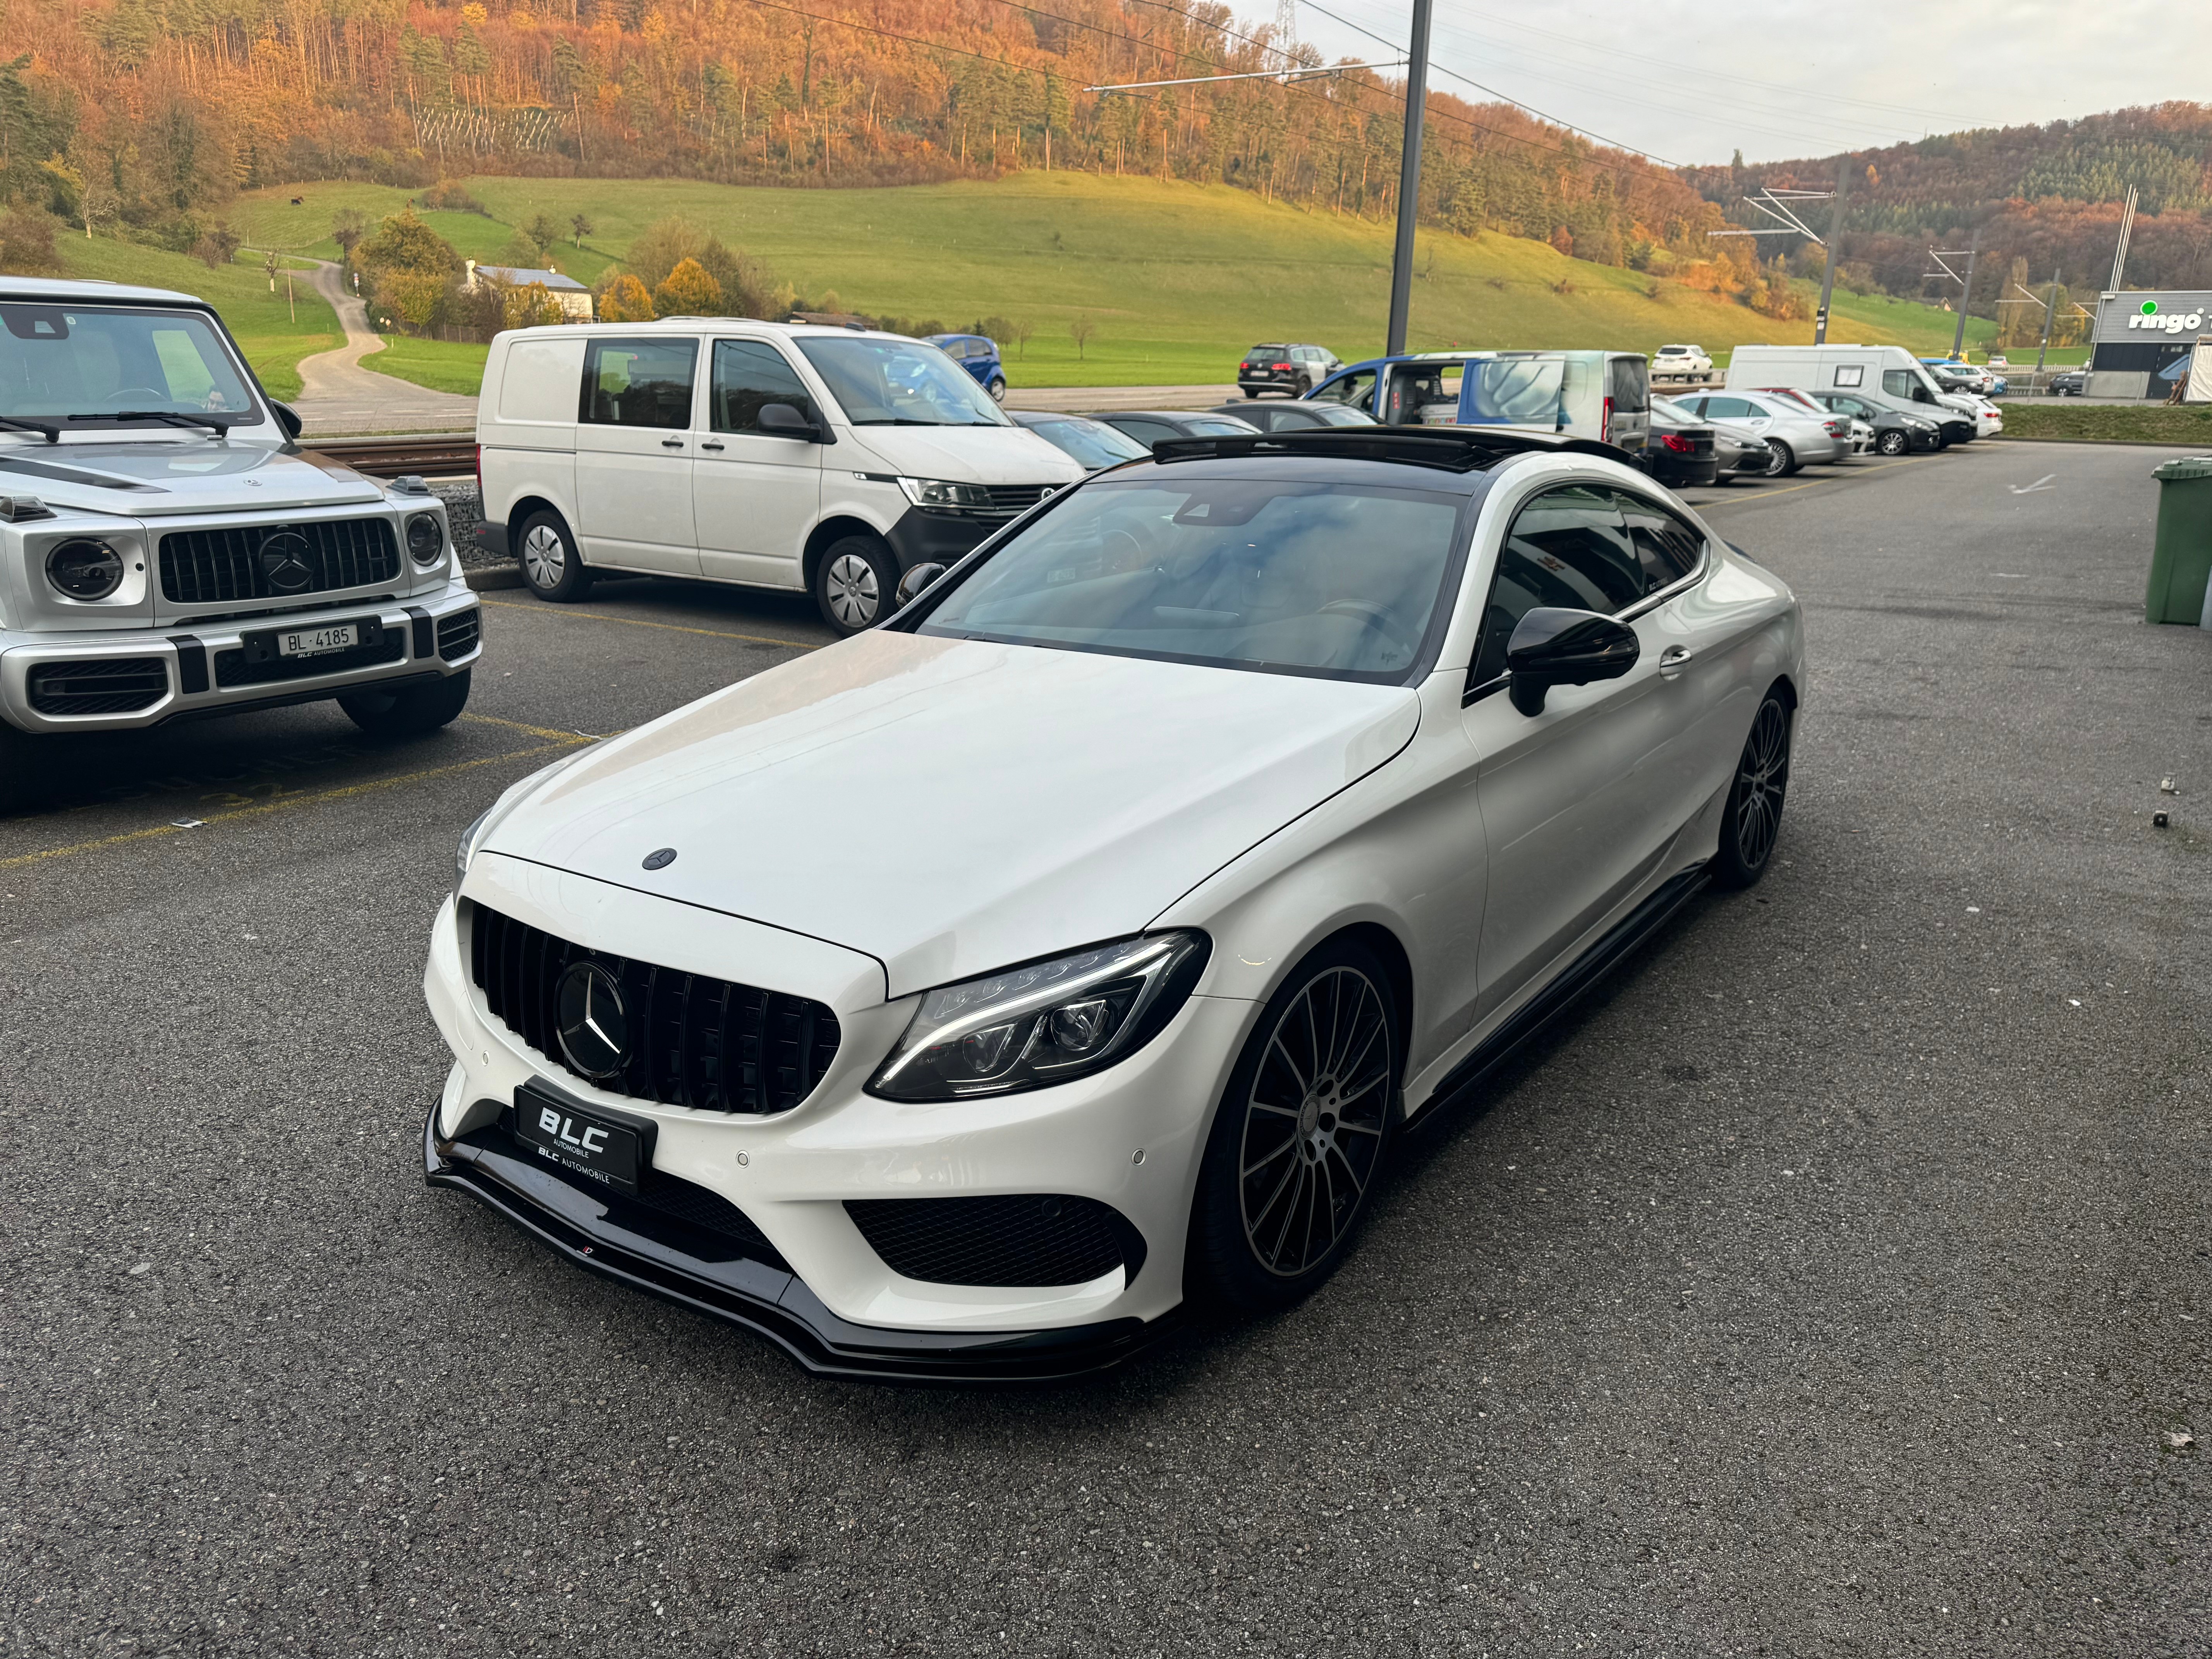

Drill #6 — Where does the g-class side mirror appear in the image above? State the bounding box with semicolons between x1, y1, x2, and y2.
270;400;304;440
895;563;948;607
1505;606;1639;716
757;402;826;442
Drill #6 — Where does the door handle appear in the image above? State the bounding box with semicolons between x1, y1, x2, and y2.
661;438;684;449
1658;645;1695;677
700;440;725;451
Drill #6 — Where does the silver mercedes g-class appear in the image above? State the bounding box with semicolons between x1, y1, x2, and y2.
0;276;479;749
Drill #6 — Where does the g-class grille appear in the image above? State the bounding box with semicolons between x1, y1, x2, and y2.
159;518;400;604
27;657;168;716
469;903;841;1115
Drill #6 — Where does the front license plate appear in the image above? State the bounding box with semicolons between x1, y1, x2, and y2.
514;1097;644;1193
279;622;358;658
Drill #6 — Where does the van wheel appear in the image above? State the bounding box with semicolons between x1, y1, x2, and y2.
988;377;1007;404
517;510;591;603
338;670;471;738
814;534;900;634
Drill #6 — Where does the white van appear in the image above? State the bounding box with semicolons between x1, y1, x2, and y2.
474;321;1084;632
1309;350;1652;452
1725;344;1996;445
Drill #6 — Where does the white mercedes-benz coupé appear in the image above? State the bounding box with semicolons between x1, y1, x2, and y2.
424;428;1803;1381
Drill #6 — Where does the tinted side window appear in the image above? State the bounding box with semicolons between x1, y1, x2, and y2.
1703;395;1756;419
1110;418;1177;447
582;337;696;429
1613;489;1705;592
1468;486;1643;686
710;339;815;433
1313;367;1376;411
1607;356;1649;413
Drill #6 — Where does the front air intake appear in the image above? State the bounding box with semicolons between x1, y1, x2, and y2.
845;1195;1147;1287
27;657;168;715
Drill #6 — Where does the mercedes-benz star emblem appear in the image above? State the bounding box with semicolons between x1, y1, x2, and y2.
258;530;314;594
555;961;630;1081
642;847;677;871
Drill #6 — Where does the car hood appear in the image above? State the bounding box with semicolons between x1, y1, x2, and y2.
0;440;385;515
481;630;1422;998
835;424;1085;487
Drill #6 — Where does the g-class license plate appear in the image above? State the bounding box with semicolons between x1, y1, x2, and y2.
514;1096;644;1194
279;622;358;658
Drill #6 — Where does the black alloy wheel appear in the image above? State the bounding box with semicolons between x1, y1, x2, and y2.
1712;689;1792;889
1876;428;1910;456
338;668;472;738
1190;938;1401;1313
517;509;591;603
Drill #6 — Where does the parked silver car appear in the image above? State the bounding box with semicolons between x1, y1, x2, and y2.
1670;391;1847;476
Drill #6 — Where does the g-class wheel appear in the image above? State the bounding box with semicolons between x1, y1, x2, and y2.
338;669;472;738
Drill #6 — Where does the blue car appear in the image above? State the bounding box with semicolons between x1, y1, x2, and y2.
926;333;1008;404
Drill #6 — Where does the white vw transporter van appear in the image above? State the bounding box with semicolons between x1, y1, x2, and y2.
474;321;1084;633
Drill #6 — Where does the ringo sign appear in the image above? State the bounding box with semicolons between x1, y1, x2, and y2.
2127;301;2207;333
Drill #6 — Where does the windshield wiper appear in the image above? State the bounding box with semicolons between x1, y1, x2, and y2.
852;416;965;427
67;410;235;436
0;415;60;443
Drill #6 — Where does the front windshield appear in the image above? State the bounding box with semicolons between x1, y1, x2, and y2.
0;304;259;426
917;476;1465;681
1028;418;1147;470
795;335;1009;427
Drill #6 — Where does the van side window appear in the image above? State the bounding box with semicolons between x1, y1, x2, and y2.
1468;485;1644;688
1611;489;1705;592
1882;369;1932;404
1313;367;1376;411
581;337;696;429
1607;356;1649;413
710;339;815;433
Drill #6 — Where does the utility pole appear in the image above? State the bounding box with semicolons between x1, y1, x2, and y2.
2108;185;2138;292
2035;265;2060;372
1814;154;1850;345
1950;228;1980;360
1385;0;1433;357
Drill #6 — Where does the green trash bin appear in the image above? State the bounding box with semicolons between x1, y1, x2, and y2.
2147;455;2212;625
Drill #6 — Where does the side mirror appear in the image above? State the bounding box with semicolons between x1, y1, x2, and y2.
895;562;948;607
270;400;304;440
1504;607;1639;716
757;402;824;442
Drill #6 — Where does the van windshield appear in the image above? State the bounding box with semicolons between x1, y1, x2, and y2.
0;304;260;428
795;336;1009;427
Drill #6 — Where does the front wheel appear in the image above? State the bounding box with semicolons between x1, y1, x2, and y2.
517;510;591;603
338;669;471;738
813;534;900;635
1188;937;1401;1315
988;377;1007;404
1875;428;1909;456
1712;689;1791;890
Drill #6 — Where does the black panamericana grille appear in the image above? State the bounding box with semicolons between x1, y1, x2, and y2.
160;518;401;605
845;1195;1146;1288
27;657;168;715
469;903;842;1115
920;483;1060;520
437;608;481;661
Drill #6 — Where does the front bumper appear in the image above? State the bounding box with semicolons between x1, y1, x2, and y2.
0;576;480;734
882;506;1005;573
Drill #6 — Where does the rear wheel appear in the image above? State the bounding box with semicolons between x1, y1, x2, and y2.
517;510;591;603
1876;428;1909;456
813;534;900;634
1712;689;1791;889
1763;439;1797;477
1189;937;1401;1315
338;669;471;738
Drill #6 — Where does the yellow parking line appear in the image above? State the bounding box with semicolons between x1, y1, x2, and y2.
460;711;598;743
479;598;818;652
0;738;585;872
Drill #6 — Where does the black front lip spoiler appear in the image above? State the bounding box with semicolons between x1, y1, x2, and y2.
423;1108;1172;1384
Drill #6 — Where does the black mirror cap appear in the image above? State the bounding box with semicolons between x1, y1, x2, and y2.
757;401;823;441
1504;606;1639;715
270;400;304;440
895;562;948;607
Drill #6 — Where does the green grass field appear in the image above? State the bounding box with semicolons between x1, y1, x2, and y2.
45;235;339;401
2000;402;2212;443
233;173;1992;397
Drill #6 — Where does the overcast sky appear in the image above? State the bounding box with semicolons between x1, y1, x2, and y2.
1282;0;2212;165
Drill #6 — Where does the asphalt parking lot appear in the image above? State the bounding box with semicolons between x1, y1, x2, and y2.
5;441;2208;1656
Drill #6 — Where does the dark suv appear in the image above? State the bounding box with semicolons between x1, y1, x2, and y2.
1238;343;1340;397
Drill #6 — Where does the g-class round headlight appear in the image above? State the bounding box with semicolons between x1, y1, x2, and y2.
405;512;445;564
46;538;125;600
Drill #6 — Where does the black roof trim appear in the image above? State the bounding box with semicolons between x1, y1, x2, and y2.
1144;428;1624;474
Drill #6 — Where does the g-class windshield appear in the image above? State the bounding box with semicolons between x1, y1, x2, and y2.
0;304;261;429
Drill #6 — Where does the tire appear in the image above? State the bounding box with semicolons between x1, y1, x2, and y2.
1763;439;1798;478
813;534;900;635
1241;388;1260;399
1188;936;1403;1315
1875;428;1909;456
1711;688;1792;890
338;669;471;738
517;509;591;603
988;377;1007;405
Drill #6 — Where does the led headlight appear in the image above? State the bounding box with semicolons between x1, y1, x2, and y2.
869;932;1210;1101
405;512;445;563
895;476;995;511
46;538;125;600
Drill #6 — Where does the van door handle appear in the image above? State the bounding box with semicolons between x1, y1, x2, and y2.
661;438;684;449
1658;645;1695;678
700;440;725;451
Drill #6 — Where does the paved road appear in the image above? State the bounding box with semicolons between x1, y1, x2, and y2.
291;260;480;437
5;444;2207;1656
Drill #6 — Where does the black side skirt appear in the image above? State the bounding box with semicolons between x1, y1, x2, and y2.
1414;862;1712;1127
423;1108;1169;1384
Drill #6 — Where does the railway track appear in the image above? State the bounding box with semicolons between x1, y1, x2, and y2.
305;434;477;479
